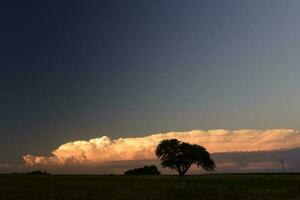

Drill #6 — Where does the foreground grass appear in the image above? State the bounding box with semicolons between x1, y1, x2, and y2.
1;174;300;200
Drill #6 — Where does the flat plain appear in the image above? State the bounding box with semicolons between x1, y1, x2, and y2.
1;174;300;200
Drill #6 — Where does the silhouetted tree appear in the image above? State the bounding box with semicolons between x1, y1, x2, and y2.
124;165;160;175
156;139;215;176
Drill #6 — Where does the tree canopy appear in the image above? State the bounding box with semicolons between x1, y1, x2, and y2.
155;139;215;176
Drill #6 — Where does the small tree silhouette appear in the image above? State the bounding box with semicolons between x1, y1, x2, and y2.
156;139;215;176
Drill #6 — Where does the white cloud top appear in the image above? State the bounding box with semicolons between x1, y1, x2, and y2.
23;129;300;166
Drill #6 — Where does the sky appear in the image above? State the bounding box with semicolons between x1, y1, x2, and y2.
1;0;300;173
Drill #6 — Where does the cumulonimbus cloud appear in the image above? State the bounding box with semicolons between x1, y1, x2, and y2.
23;129;300;166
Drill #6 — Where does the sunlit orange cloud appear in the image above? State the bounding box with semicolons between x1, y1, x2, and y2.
23;129;300;166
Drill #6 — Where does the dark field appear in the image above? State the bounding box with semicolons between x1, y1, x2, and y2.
1;174;300;200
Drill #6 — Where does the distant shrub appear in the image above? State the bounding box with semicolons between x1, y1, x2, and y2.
26;170;50;175
124;165;160;175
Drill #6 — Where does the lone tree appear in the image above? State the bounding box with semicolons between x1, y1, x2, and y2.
155;139;215;176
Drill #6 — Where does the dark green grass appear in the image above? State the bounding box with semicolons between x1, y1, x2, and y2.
1;174;300;200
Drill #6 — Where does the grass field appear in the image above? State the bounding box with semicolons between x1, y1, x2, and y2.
1;174;300;200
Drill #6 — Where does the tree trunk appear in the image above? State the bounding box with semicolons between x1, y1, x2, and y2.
178;171;185;177
178;165;190;177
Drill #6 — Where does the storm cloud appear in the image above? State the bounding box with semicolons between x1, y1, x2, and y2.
23;129;300;168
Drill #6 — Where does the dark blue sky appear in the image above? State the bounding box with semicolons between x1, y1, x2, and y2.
1;0;300;164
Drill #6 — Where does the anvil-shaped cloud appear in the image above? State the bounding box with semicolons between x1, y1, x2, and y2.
23;129;300;166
